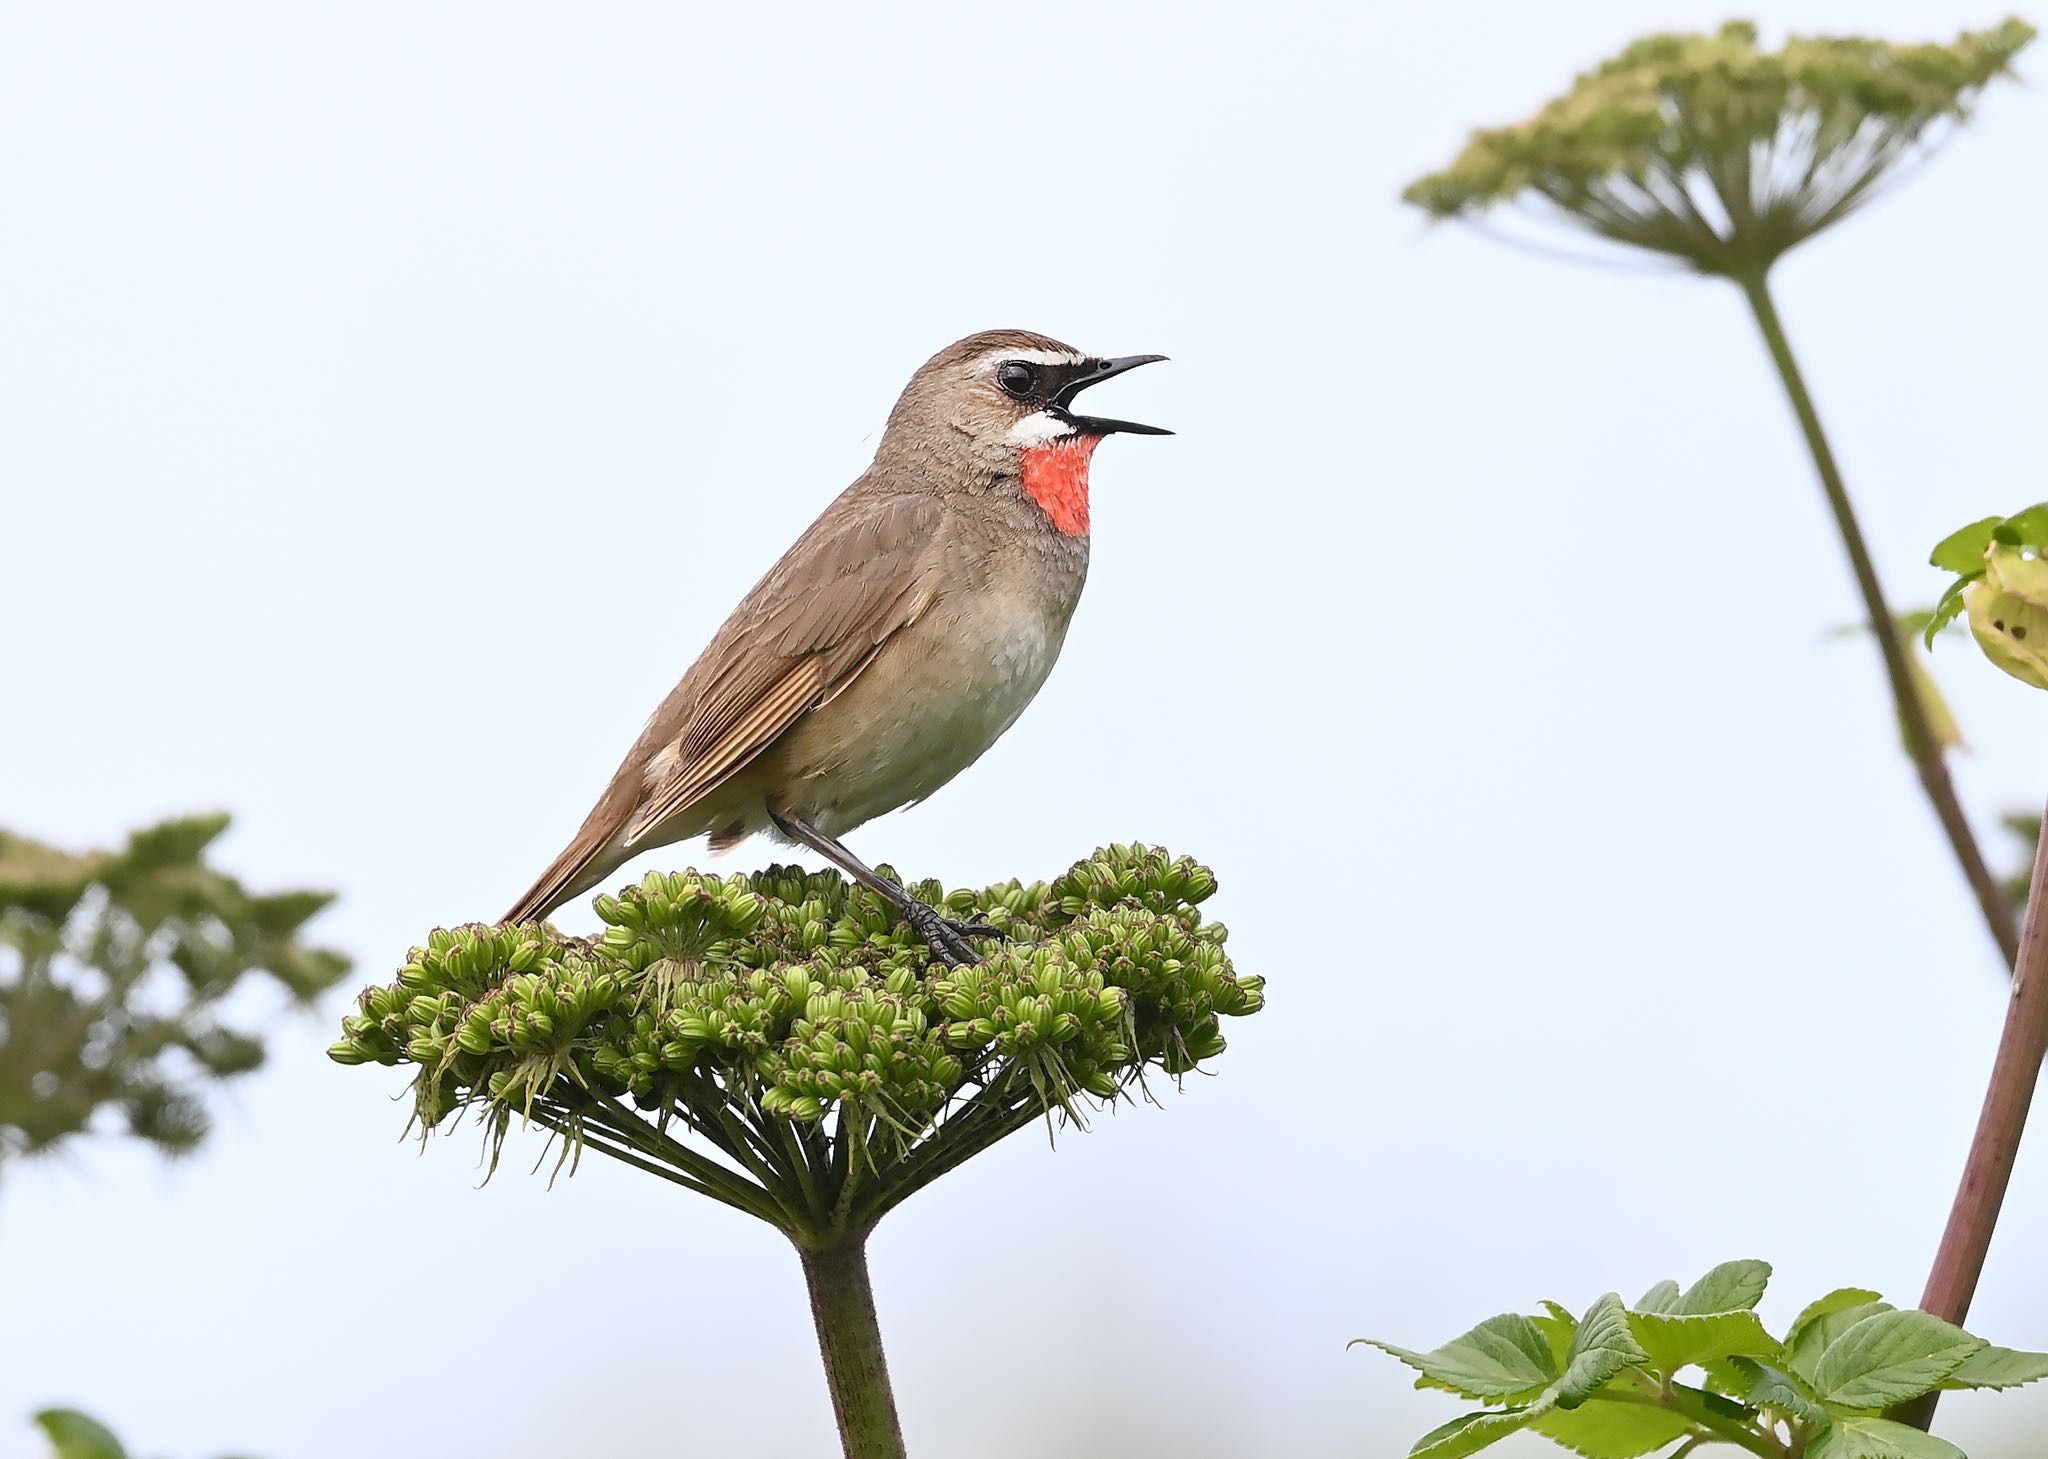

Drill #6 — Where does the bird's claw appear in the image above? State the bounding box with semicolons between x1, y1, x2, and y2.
901;902;1000;966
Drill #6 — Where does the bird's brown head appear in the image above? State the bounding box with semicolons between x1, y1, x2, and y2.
876;329;1168;535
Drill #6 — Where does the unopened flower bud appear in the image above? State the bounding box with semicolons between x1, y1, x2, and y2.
1968;542;2048;690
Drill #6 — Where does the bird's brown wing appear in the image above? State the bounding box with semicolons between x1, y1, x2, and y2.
501;491;946;924
628;490;946;838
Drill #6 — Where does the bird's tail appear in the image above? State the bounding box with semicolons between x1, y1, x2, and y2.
500;795;633;926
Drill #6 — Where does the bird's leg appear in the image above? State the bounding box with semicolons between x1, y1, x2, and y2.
768;811;999;967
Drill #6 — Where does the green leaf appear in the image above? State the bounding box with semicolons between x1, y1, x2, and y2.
248;888;337;935
1674;1260;1771;1315
1407;1398;1558;1459
1941;1342;2048;1391
123;813;233;870
1726;1356;1831;1427
1699;1358;1751;1401
1535;1302;1578;1369
1929;517;2003;573
1790;1299;1894;1383
1924;575;1979;647
1991;504;2048;549
1634;1279;1681;1315
1807;1416;1966;1459
1534;1394;1693;1458
33;1411;129;1459
1362;1314;1559;1402
1790;1289;1887;1348
1629;1309;1781;1373
1560;1293;1650;1405
1812;1310;1984;1409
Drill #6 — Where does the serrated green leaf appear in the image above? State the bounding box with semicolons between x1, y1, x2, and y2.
1992;504;2048;549
1700;1358;1750;1400
1560;1294;1650;1406
1674;1260;1771;1316
1790;1289;1887;1347
1929;517;2003;573
1534;1394;1692;1458
1535;1303;1578;1370
33;1411;128;1459
1790;1300;1895;1383
1924;576;1978;647
1407;1397;1558;1459
1629;1309;1781;1373
1812;1310;1984;1409
1635;1280;1681;1315
1941;1342;2048;1391
1363;1314;1559;1402
1806;1416;1966;1459
1726;1356;1831;1427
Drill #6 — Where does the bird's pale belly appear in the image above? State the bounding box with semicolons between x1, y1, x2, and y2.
764;591;1077;836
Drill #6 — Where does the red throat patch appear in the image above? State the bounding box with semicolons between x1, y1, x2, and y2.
1019;434;1099;536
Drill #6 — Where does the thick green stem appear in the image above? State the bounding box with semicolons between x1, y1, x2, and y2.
799;1235;907;1459
1735;270;2019;971
1895;796;2048;1431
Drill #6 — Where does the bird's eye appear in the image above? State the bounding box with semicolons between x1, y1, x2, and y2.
997;361;1038;398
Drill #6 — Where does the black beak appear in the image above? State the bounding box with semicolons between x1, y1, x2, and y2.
1054;354;1171;436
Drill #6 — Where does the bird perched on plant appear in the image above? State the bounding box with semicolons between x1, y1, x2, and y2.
502;330;1169;965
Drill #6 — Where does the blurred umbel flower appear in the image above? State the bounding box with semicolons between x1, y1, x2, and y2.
1405;18;2034;277
1404;17;2036;972
0;815;349;1170
332;844;1263;1459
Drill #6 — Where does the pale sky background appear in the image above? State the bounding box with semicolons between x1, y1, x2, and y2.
3;3;2045;1457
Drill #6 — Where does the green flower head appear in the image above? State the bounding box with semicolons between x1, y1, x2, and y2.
1405;18;2034;274
332;845;1264;1240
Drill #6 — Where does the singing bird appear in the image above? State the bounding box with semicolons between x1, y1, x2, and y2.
502;330;1169;965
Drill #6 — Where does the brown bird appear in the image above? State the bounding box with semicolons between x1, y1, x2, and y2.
502;329;1168;964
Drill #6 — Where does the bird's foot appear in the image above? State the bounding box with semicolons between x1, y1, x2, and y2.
900;900;998;967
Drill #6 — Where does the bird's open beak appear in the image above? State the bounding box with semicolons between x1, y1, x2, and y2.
1055;354;1172;436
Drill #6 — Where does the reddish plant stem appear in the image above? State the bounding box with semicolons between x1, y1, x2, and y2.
1897;797;2048;1431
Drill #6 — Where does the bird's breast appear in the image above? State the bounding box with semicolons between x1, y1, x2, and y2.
769;570;1084;834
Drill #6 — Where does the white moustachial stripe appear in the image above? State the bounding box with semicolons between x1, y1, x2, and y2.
1003;409;1077;446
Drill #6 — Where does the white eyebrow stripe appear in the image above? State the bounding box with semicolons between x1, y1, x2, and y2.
984;347;1087;367
1005;410;1078;446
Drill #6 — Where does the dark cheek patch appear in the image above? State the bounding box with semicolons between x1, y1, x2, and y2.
1019;435;1099;535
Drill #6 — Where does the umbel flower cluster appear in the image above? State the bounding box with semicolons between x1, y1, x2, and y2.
331;844;1262;1240
1405;18;2033;275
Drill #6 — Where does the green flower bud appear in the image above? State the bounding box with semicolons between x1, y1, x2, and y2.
456;1011;496;1056
1968;543;2048;690
338;843;1263;1228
